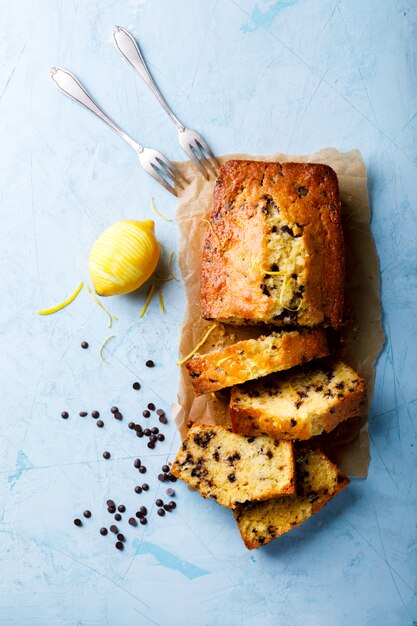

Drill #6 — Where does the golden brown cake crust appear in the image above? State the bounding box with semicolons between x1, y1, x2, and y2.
186;328;329;395
201;160;344;329
230;362;367;440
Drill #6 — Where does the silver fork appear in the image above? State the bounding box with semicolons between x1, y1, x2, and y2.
112;26;220;180
50;67;186;196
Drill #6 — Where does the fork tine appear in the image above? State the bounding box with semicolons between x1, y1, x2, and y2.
183;143;209;180
155;157;186;189
193;134;220;172
147;163;177;196
194;141;218;177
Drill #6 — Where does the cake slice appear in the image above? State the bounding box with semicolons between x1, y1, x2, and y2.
201;160;344;329
186;328;328;396
170;423;295;509
230;361;366;440
233;448;349;549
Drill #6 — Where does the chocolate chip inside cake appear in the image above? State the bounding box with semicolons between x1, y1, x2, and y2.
233;448;349;549
201;160;344;329
230;361;366;440
186;328;328;395
170;423;295;508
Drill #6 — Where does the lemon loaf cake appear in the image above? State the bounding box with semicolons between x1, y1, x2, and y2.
186;328;328;395
230;361;366;440
234;448;349;549
170;423;295;508
201;160;344;329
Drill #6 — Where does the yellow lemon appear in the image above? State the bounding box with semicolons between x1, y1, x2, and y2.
88;220;159;296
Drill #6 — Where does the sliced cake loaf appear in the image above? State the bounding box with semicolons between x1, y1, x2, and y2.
201;160;344;329
170;423;295;508
230;361;366;440
233;448;349;549
186;328;328;395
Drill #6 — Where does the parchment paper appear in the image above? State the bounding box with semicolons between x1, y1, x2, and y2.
173;148;384;478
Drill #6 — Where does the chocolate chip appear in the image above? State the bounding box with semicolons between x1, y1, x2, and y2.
159;415;168;424
128;517;137;526
157;434;165;441
158;474;167;482
155;499;163;506
151;427;159;434
103;451;111;459
156;409;165;416
142;483;149;491
147;403;155;411
135;511;144;519
139;517;147;525
132;382;141;390
140;506;147;515
147;441;155;449
106;500;115;508
114;412;123;421
149;435;157;443
134;486;142;494
83;510;91;518
228;473;236;482
107;506;116;514
163;504;171;512
74;518;82;527
169;475;177;482
136;431;143;438
134;459;141;469
134;424;142;432
100;527;108;536
117;505;126;513
115;541;124;550
61;411;69;419
143;428;151;437
128;422;135;430
166;488;175;497
81;341;89;349
79;411;88;417
111;406;119;414
142;410;151;418
157;508;165;517
92;410;100;419
168;501;176;509
110;525;118;534
114;513;122;522
290;419;297;427
161;465;169;473
97;420;104;428
145;360;155;368
117;533;125;542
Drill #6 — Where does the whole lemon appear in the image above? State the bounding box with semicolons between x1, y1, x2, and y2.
88;220;159;296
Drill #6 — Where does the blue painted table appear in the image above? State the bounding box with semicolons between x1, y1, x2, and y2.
1;1;416;624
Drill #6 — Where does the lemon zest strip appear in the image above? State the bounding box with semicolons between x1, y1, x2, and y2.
37;281;84;315
216;355;232;368
202;219;229;251
176;324;217;366
86;285;117;328
99;334;116;363
151;196;173;222
279;274;303;312
168;250;179;282
158;241;165;256
139;283;156;319
263;270;286;276
158;289;165;313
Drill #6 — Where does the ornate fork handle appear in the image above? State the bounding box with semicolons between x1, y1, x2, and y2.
50;67;144;154
112;26;185;133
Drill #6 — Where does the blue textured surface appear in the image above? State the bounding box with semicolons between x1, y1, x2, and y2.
1;1;416;625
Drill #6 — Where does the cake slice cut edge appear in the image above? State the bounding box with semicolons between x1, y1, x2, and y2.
170;423;295;509
230;361;367;440
233;448;349;549
186;328;329;396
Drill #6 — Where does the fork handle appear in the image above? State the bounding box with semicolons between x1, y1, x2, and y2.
50;67;144;153
113;26;185;133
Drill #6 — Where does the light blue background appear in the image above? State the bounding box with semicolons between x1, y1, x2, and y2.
1;1;416;625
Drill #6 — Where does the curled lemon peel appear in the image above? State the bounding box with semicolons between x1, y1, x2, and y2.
279;274;303;312
99;334;116;363
86;285;118;328
202;219;229;252
176;324;217;366
263;269;286;276
139;283;156;319
37;281;84;315
151;197;173;222
168;250;179;282
216;355;232;368
158;241;165;256
158;289;165;313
